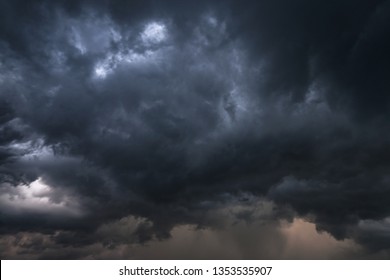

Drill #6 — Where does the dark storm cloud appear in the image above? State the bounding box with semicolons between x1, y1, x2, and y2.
229;0;390;118
1;0;390;258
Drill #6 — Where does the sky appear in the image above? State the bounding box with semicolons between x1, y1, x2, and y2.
0;0;390;259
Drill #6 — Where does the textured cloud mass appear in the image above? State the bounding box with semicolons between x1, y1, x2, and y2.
1;0;390;259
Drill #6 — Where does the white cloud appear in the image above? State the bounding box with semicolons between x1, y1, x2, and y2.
0;178;83;217
141;22;167;45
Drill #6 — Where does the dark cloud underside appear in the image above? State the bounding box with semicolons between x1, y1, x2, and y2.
1;0;390;259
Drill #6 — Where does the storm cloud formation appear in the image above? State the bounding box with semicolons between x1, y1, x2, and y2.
1;0;390;259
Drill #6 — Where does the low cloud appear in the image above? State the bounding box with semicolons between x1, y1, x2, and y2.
1;0;390;259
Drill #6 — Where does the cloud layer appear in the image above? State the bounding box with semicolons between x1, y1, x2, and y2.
1;0;390;259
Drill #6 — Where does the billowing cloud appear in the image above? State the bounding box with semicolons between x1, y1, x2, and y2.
1;0;390;259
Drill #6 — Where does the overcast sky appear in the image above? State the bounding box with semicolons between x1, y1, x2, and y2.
1;0;390;259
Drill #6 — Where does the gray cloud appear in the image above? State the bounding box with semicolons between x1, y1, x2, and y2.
1;0;390;259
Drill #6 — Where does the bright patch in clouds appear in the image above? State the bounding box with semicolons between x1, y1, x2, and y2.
0;178;83;217
93;49;161;79
94;57;113;78
141;22;167;45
